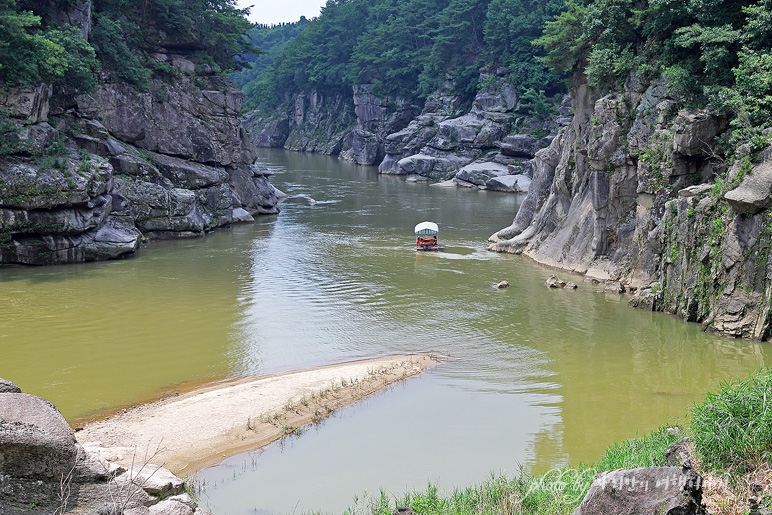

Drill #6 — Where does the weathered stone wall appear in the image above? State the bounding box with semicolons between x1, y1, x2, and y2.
489;71;772;341
1;61;281;266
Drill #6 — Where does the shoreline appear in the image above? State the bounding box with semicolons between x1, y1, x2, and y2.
76;354;438;475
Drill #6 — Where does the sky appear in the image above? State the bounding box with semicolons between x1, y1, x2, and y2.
236;0;326;25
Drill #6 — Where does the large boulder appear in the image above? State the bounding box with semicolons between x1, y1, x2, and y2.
724;148;772;215
0;393;78;479
574;467;705;515
397;154;470;181
498;134;548;158
455;162;509;186
486;174;531;193
0;379;22;394
672;108;726;157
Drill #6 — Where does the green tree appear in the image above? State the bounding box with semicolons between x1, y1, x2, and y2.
484;0;566;93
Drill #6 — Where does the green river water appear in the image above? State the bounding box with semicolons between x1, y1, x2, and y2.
2;148;771;514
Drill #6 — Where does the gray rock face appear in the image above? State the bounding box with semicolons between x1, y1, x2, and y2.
245;74;566;183
488;68;772;341
574;467;705;515
379;74;564;182
673;108;727;156
0;84;51;123
76;77;254;167
0;393;78;479
2;58;281;265
244;115;290;148
498;134;548;158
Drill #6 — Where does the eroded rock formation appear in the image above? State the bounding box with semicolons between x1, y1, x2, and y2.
243;72;570;193
1;59;281;266
489;72;772;341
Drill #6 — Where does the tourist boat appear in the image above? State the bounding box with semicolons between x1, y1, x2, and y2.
415;221;439;251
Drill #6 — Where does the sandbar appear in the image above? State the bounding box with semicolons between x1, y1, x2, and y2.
76;355;437;474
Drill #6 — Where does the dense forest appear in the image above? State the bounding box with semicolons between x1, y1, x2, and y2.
238;0;567;110
0;0;253;91
239;0;772;153
230;18;309;109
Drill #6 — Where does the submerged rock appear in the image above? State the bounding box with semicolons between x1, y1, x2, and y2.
545;275;566;288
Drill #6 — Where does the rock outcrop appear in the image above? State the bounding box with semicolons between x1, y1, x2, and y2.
243;72;569;192
0;379;209;515
379;73;565;190
489;71;772;341
574;467;705;515
243;85;417;166
1;54;281;266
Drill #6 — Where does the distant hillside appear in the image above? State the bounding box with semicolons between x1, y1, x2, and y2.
237;0;568;111
231;18;309;110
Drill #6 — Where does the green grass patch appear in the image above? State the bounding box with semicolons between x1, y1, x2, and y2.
342;368;772;515
691;367;772;469
594;426;683;470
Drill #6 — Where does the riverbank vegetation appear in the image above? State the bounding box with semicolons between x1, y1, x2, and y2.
346;368;772;515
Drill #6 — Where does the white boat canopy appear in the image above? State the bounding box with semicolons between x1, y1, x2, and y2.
414;221;439;235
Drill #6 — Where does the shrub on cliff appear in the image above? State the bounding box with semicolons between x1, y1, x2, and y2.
534;0;772;151
0;0;97;90
91;0;253;85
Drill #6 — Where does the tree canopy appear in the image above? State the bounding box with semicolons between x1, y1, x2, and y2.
533;0;772;147
239;0;569;110
0;0;254;90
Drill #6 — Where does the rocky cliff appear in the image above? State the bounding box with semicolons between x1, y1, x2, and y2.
243;84;418;166
489;72;772;341
244;72;569;193
1;55;281;266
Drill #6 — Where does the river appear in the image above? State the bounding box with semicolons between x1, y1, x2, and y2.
2;148;771;514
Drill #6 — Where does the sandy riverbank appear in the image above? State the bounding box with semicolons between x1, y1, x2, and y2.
76;355;437;475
